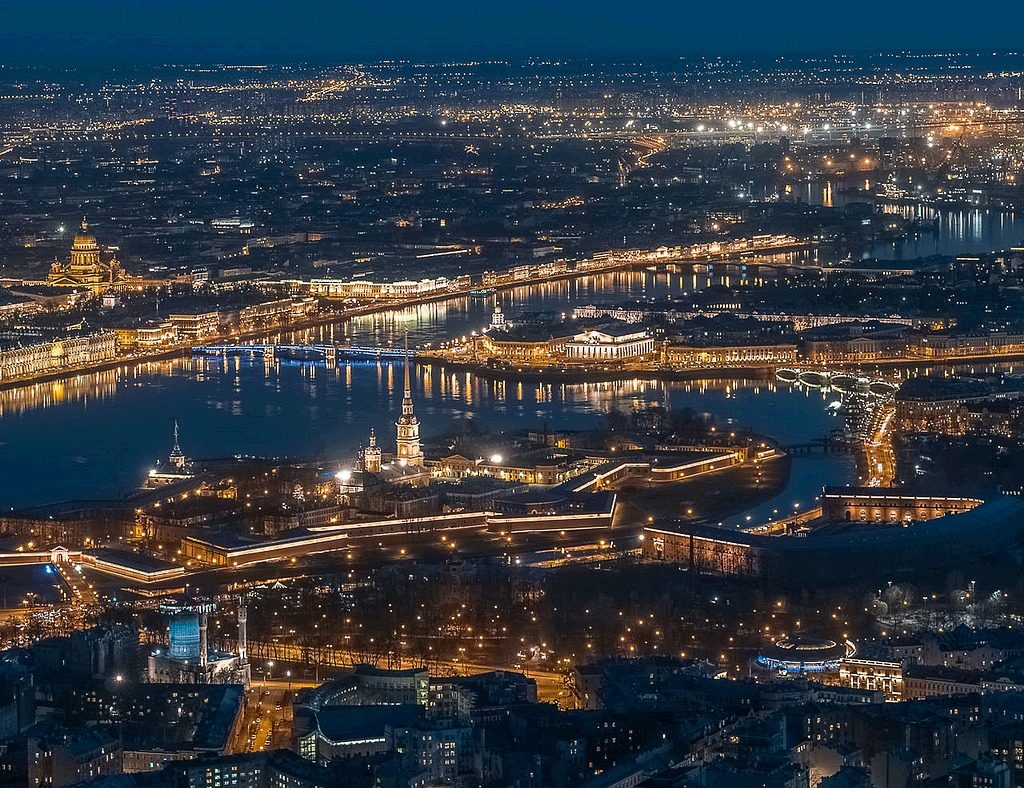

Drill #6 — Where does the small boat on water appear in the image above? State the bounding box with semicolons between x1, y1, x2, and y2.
470;288;495;298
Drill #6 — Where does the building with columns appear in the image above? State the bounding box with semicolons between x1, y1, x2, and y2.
565;324;657;361
0;332;117;382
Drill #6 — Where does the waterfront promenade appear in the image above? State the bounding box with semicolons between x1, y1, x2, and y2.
0;236;814;391
10;232;1024;392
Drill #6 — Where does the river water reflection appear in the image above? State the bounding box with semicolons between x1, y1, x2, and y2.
0;355;853;513
3;266;1013;515
796;178;1024;259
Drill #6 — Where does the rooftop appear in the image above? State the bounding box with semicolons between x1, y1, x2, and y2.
315;703;422;743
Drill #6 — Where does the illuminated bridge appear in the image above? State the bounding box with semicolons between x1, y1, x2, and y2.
195;344;413;361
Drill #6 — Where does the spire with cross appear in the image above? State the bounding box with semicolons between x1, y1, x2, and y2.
169;420;186;469
395;333;423;467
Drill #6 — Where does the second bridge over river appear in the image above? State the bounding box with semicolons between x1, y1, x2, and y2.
195;343;413;362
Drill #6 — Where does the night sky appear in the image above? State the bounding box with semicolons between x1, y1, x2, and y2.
0;0;1020;63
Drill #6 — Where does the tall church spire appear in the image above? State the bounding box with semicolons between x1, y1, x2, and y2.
401;332;414;418
404;332;411;393
395;333;423;467
169;420;186;470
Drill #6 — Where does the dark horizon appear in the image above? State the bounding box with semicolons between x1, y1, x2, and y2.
2;0;1022;65
1;46;1022;72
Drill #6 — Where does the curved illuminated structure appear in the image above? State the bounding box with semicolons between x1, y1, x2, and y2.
757;635;855;674
774;368;896;397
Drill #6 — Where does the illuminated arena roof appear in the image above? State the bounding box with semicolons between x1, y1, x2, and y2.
757;635;855;673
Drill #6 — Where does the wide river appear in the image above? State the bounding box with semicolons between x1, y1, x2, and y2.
6;205;1024;518
797;180;1024;259
0;269;861;517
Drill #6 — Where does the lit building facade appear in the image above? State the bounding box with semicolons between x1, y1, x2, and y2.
802;335;910;363
431;453;575;485
167;311;223;341
914;332;1024;359
565;325;657;360
309;276;453;300
0;332;117;382
893;387;1009;435
902;666;986;699
664;343;797;367
474;331;575;362
822;487;982;523
838;659;904;701
116;322;177;351
115;296;318;351
237;297;317;331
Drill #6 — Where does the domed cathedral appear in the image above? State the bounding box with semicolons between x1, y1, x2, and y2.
47;218;133;293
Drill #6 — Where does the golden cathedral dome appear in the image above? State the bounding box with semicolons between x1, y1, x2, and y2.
71;218;98;251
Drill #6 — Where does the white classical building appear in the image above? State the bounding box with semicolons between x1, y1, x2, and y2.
565;324;657;360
